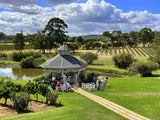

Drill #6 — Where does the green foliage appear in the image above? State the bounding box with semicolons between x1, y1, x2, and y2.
129;61;159;77
148;56;160;68
33;57;46;67
10;92;30;112
0;44;32;50
0;81;22;104
86;66;133;76
20;56;35;68
12;51;42;61
24;81;38;94
113;53;134;69
38;84;48;97
43;17;68;45
79;71;85;83
67;43;79;53
139;27;154;46
33;74;48;82
52;51;58;57
0;53;7;57
12;32;25;51
12;51;24;61
48;92;58;105
86;72;99;83
80;52;98;64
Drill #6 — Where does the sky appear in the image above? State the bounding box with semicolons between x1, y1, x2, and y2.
0;0;160;36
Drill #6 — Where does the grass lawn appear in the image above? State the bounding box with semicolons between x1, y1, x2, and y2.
90;77;160;120
0;59;18;65
0;92;126;120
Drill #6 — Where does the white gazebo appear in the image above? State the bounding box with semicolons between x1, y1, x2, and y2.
40;44;87;84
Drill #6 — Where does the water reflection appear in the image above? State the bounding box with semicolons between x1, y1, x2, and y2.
0;67;43;80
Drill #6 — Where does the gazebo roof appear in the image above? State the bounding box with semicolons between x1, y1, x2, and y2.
58;44;70;51
40;45;87;70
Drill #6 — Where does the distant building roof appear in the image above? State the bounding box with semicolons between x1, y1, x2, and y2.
40;44;87;70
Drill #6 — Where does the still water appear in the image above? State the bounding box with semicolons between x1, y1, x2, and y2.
0;67;43;80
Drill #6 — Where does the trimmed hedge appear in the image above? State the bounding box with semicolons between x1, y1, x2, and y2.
86;66;133;76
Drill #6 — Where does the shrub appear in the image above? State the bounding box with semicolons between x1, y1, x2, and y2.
86;72;99;83
113;53;134;69
79;71;85;83
148;56;160;68
12;51;24;61
48;92;58;105
80;52;98;64
129;61;159;77
33;74;48;82
10;92;30;112
33;57;46;67
0;81;15;105
20;56;35;68
0;53;7;57
12;51;42;61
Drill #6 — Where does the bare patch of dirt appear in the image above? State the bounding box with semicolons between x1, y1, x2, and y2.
0;100;56;117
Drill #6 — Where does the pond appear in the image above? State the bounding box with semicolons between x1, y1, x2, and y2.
0;67;43;80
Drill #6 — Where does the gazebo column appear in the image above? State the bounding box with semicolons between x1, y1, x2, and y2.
77;70;80;83
61;70;64;83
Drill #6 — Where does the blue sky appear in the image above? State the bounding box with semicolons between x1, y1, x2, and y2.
0;0;160;36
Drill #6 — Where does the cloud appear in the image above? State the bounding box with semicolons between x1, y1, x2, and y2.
0;0;37;6
46;0;85;5
0;0;160;36
0;6;54;35
53;0;160;36
0;0;43;15
55;0;125;23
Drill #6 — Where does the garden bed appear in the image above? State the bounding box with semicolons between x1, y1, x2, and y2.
0;100;55;117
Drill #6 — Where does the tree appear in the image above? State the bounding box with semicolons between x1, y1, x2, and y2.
111;30;122;36
139;27;154;47
43;17;68;45
67;43;79;53
152;31;160;55
121;33;129;47
113;53;134;69
0;32;6;40
75;36;83;46
12;32;25;51
80;52;98;64
103;31;112;42
129;31;139;47
129;61;159;77
31;30;55;53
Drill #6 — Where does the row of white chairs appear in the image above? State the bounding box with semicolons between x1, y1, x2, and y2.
81;83;103;91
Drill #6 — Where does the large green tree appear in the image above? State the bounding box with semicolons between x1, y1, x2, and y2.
43;17;68;45
129;31;139;47
32;30;55;53
0;32;6;40
12;32;25;51
152;31;160;55
138;27;154;47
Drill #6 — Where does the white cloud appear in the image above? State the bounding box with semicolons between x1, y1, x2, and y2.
54;0;160;36
0;0;160;36
46;0;85;5
0;0;37;6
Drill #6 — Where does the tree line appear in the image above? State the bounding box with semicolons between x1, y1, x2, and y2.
1;17;160;54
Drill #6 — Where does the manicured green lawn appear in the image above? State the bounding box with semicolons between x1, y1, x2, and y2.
0;92;126;120
90;77;160;120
